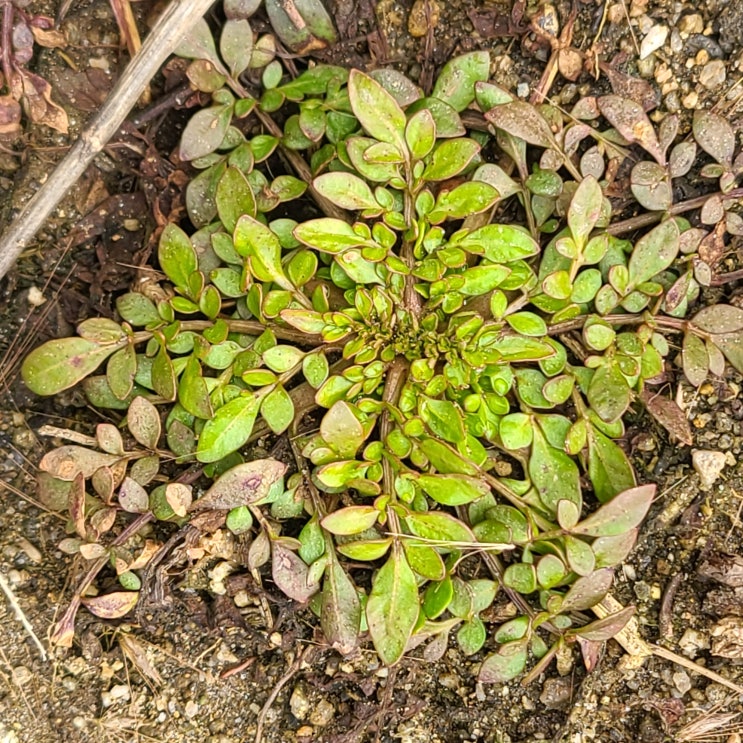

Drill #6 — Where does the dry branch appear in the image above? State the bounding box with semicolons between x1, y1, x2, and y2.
0;0;217;281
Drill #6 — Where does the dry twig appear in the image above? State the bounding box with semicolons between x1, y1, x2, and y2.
0;0;217;281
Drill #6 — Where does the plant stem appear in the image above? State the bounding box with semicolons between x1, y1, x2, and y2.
548;313;688;337
131;318;325;347
606;188;743;236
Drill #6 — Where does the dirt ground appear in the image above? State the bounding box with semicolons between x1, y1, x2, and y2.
2;1;743;741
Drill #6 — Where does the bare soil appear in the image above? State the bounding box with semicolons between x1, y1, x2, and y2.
2;1;743;742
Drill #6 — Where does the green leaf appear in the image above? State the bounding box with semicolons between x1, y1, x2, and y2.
628;219;680;287
405;108;436;160
457;224;539;263
366;548;419;665
422;139;480;181
417;437;480;475
337;539;392;561
22;337;120;396
303;352;329;388
260;385;294;434
568;175;603;247
490;336;554;362
504;563;537;594
151;346;177;401
179;103;233;161
417;473;490;506
419;397;465;443
536;554;567;589
404;542;445;581
106;345;136;400
321;554;361;655
293;218;372;253
423;576;453;619
159;224;198;290
234;215;293;292
320;400;366;458
592;530;639;568
116;293;160;326
179;355;213;419
564;535;595;576
479;641;528;683
321;506;379;535
528;428;581;513
573;483;654;537
405;511;477;546
216;166;256;233
348;69;407;152
457;616;487;655
263;345;304;373
682;331;709;387
429;182;499;223
587;426;636;503
587;363;630;423
506;312;547;337
431;51;490;112
265;0;337;53
197;394;260;463
313;172;379;210
220;18;253;78
499;413;533;450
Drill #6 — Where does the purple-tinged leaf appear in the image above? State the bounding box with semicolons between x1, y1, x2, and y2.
192;459;287;510
572;484;655;537
82;591;139;619
560;568;614;612
598;95;665;165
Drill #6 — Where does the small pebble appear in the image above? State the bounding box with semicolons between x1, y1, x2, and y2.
682;91;699;109
185;700;199;719
309;699;335;727
678;14;704;36
640;25;668;59
290;685;310;721
692;449;727;489
673;670;692;695
699;60;726;89
679;628;709;658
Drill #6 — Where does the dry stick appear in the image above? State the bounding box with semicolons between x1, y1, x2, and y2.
0;571;48;661
0;0;218;282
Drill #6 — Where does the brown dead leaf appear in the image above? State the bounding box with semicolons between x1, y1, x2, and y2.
119;633;163;685
82;591;139;619
0;96;22;136
18;69;69;133
639;388;693;446
31;26;67;48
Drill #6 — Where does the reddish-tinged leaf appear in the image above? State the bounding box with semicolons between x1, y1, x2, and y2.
560;569;614;612
682;332;709;387
573;605;635;642
39;446;120;481
192;459;287;510
484;101;557;149
127;396;161;449
598;95;664;164
119;477;150;513
82;591;139;619
271;538;320;603
69;472;87;538
366;548;419;665
640;389;693;446
693;110;735;166
691;305;743;334
572;484;655;537
478;640;528;683
321;554;361;655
